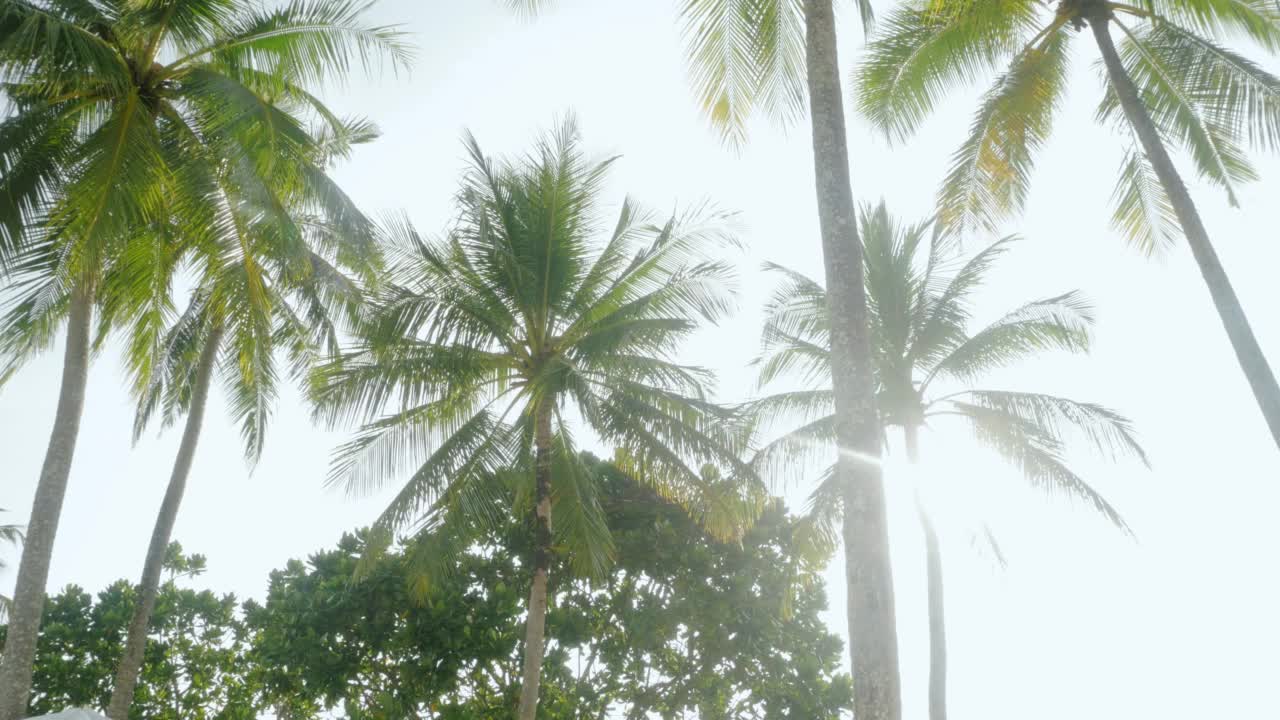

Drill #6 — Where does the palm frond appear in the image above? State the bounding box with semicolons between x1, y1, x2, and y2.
947;390;1149;465
0;102;81;268
1110;140;1180;254
792;464;841;563
1134;21;1280;152
1146;0;1280;51
679;0;807;145
909;235;1016;368
1100;20;1257;206
550;420;615;580
176;0;413;85
924;291;1094;386
955;401;1130;531
938;30;1072;234
0;1;130;90
857;0;1041;141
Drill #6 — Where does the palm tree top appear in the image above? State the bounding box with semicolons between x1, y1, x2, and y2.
0;0;411;255
314;118;758;581
0;0;411;388
856;0;1280;249
753;202;1147;540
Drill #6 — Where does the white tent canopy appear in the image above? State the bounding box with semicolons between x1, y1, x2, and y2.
25;710;108;720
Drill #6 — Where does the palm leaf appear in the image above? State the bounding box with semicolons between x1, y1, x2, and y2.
1110;140;1180;254
1101;20;1257;205
924;291;1094;386
678;0;807;145
857;0;1041;141
955;401;1130;531
938;30;1072;233
949;390;1149;465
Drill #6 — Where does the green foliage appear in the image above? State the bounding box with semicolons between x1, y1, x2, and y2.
248;456;852;719
246;532;523;719
856;0;1280;245
0;544;261;719
125;107;383;461
678;0;810;145
3;462;850;719
314;118;759;588
0;0;409;384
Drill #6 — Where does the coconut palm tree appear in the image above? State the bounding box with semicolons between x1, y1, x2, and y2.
0;510;23;622
752;203;1148;720
312;119;754;720
504;3;903;712
0;2;408;715
856;0;1280;451
105;116;381;720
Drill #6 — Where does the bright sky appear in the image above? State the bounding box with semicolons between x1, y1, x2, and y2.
4;1;1280;718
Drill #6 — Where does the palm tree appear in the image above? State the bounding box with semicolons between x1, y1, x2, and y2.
312;119;754;720
856;0;1280;450
105;117;382;720
0;2;409;716
0;510;23;622
752;203;1148;720
505;3;904;713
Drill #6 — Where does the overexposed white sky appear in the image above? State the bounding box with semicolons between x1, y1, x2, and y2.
4;2;1280;718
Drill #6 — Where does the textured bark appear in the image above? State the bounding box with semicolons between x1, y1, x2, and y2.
906;425;947;720
0;284;94;720
107;326;223;720
803;2;902;718
516;405;554;720
1091;11;1280;451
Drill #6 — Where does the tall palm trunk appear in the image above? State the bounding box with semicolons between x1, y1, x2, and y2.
1091;10;1280;451
803;2;902;718
107;325;223;720
906;425;947;720
0;284;94;720
517;404;554;720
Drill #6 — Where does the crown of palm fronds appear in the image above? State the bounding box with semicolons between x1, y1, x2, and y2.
751;202;1147;561
123;112;382;462
0;0;410;383
314;118;759;591
856;0;1280;252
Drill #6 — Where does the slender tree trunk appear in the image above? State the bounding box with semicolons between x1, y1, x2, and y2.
803;2;902;718
106;325;223;720
0;284;94;720
1091;11;1280;451
517;404;554;720
905;425;947;720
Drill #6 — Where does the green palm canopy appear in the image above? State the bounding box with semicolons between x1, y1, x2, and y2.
752;204;1148;720
754;203;1145;551
0;0;409;371
0;2;409;716
856;0;1280;448
313;119;756;720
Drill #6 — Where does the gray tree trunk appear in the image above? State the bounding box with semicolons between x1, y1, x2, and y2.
905;425;947;720
106;325;223;720
1091;10;1280;451
0;284;94;720
802;2;902;719
516;405;554;720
